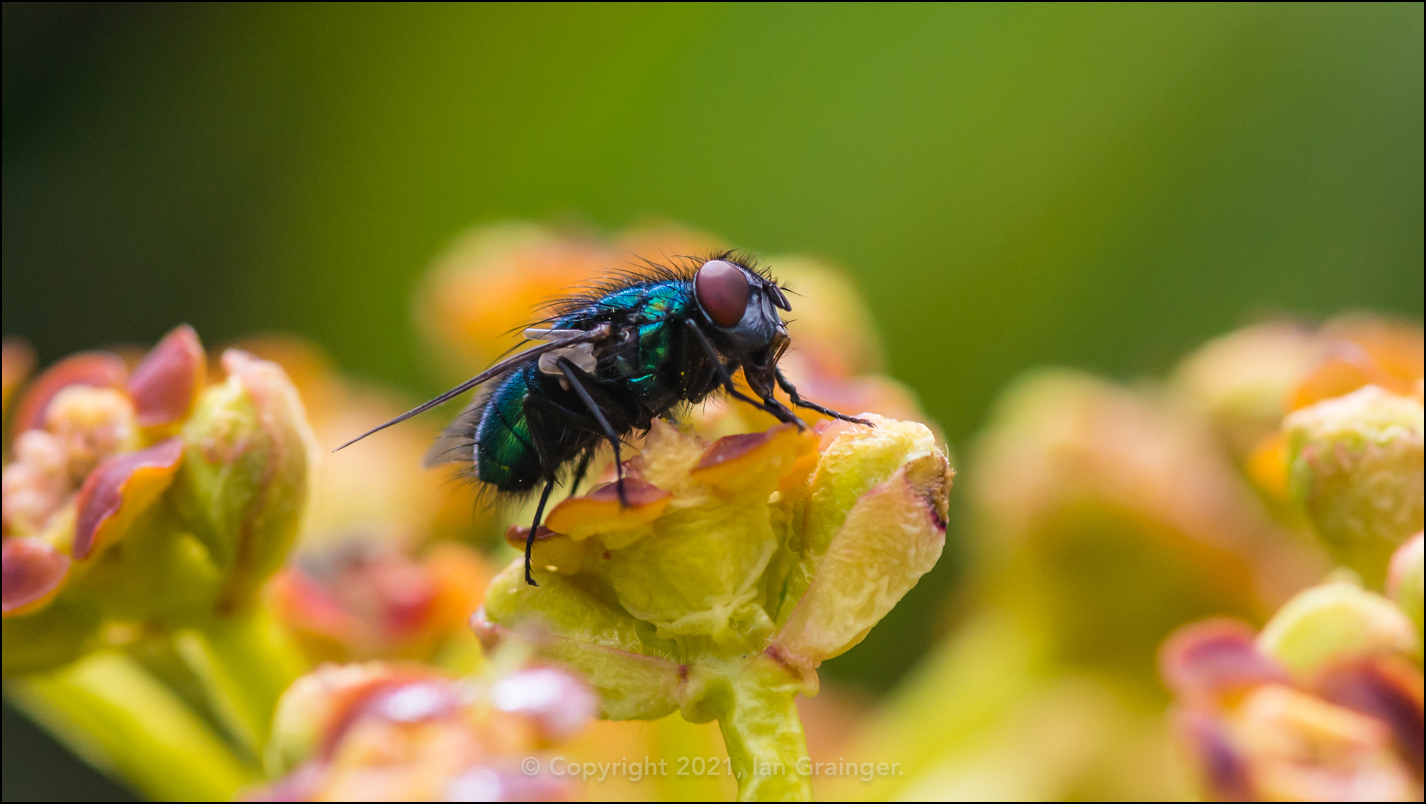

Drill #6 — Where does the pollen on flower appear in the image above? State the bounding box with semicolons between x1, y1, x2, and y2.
43;386;138;484
2;431;71;536
2;386;138;538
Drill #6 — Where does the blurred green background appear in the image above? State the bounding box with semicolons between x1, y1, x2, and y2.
3;3;1421;800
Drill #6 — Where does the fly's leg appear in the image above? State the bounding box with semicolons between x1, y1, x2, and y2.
567;448;594;498
518;398;563;587
775;368;875;426
524;394;609;500
555;358;630;507
684;320;805;429
525;479;555;586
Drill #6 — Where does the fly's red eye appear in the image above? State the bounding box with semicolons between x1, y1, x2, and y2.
695;260;750;327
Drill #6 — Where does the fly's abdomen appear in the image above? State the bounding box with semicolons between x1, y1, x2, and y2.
473;368;543;492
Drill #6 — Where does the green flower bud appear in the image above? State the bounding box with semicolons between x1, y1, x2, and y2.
1257;581;1420;678
173;349;318;614
1285;386;1424;585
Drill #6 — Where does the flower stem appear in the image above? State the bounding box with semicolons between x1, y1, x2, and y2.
175;605;307;759
702;657;813;802
6;650;254;801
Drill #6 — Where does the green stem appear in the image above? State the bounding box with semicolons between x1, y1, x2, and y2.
708;658;813;802
175;605;307;760
6;650;254;801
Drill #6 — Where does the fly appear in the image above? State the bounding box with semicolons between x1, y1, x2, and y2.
336;253;870;585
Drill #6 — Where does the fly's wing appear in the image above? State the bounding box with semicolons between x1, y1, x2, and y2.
332;324;612;452
422;396;483;468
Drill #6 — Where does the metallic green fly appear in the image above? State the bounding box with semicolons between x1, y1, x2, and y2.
338;253;869;585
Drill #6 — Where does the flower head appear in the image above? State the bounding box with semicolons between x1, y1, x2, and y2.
1162;577;1423;801
969;369;1319;677
475;414;951;800
271;539;489;667
2;326;316;674
1176;315;1423;510
259;659;598;801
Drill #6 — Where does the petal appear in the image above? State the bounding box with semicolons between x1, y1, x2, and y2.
10;351;127;437
1312;657;1424;777
503;525;592;575
542;479;671;541
1288;344;1396;411
1;537;70;617
1159;618;1288;704
72;437;185;560
1231;684;1415;801
1;338;36;421
1172;709;1255;800
778;416;943;623
128;325;206;430
773;450;951;664
690;424;816;492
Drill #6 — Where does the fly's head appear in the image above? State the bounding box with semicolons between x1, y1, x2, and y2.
692;257;792;395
